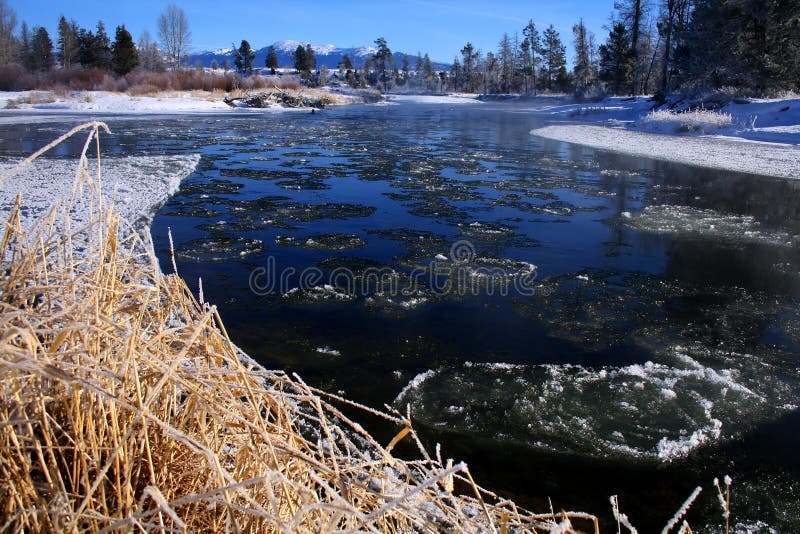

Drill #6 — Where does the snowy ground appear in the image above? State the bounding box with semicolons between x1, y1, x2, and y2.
0;155;200;240
532;124;800;179
0;89;353;121
384;93;481;105
530;96;800;178
0;91;236;114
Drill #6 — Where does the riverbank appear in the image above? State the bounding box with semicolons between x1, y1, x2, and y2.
0;87;368;116
530;96;800;179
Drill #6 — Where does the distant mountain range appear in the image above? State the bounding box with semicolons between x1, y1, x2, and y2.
188;40;449;72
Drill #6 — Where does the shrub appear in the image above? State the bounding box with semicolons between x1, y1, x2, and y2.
640;109;733;133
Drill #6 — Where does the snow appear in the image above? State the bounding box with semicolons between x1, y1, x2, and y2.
0;154;200;245
1;91;233;114
272;40;337;55
530;96;800;179
0;90;329;121
531;124;800;179
386;94;481;105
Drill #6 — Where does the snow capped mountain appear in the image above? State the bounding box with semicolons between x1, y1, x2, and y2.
352;46;378;57
271;40;338;55
190;41;446;71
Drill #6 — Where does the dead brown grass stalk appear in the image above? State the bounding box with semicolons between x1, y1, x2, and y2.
0;124;598;532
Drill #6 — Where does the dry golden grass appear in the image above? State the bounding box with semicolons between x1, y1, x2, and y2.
0;123;600;532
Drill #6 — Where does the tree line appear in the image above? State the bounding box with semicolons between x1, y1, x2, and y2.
0;1;191;76
363;0;798;97
1;0;797;97
339;0;798;97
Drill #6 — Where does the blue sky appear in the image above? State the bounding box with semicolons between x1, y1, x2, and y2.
10;1;615;62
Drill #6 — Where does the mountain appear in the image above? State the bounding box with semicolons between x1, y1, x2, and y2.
188;40;448;72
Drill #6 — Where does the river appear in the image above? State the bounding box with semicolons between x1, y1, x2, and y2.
1;100;799;531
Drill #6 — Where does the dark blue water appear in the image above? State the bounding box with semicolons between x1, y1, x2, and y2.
2;101;799;531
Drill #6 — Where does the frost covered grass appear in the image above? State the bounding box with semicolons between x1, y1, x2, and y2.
640;108;734;133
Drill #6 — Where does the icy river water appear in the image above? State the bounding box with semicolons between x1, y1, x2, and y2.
2;101;799;530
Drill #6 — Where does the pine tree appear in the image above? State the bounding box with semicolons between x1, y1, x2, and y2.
305;43;316;72
613;0;649;94
498;33;514;93
572;19;597;95
372;37;394;90
540;25;567;92
460;42;480;93
450;57;462;91
29;26;53;71
482;51;497;93
111;25;138;75
78;27;95;68
522;20;541;94
57;16;80;68
265;45;278;74
293;44;307;75
519;38;532;93
78;21;111;70
19;21;32;70
234;39;255;74
94;21;111;70
599;22;633;95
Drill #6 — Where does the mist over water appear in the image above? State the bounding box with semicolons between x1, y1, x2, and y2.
2;101;799;530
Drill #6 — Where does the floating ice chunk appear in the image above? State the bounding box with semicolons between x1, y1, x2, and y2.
624;205;798;247
395;343;799;461
316;346;341;357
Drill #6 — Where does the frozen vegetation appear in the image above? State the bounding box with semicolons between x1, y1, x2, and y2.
639;108;734;133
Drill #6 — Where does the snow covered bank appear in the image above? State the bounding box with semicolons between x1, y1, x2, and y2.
0;89;364;119
0;154;200;235
530;95;800;178
531;124;800;179
385;93;481;105
1;90;234;114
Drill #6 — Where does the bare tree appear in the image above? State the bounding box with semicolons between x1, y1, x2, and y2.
157;3;191;70
0;0;18;66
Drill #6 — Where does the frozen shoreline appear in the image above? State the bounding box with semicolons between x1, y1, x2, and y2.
0;89;359;122
529;95;800;179
0;155;200;239
531;124;800;179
